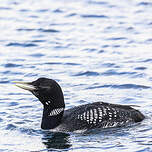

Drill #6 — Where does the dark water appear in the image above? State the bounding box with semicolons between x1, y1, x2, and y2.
0;0;152;151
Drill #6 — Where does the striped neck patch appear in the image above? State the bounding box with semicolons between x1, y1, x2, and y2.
49;108;64;116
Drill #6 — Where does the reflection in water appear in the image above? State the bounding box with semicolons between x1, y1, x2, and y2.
41;131;72;150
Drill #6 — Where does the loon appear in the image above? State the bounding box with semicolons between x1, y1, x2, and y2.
14;78;145;132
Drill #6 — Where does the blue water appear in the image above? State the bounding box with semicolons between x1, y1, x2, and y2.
0;0;152;151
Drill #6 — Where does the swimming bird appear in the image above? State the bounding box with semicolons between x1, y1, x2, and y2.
14;78;145;132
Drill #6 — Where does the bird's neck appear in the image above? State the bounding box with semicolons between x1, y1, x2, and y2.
41;105;65;130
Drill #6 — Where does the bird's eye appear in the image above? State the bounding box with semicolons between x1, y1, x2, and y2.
39;85;50;90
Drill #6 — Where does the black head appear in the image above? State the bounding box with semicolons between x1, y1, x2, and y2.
14;78;65;129
14;78;65;108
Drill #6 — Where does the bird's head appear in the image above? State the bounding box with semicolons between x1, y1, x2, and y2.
14;78;65;108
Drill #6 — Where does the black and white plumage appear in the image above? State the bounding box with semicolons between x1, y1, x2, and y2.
14;78;145;132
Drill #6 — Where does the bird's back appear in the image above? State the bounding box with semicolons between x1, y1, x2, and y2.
61;102;145;132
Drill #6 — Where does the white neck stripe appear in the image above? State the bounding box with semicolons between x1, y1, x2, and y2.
49;108;64;116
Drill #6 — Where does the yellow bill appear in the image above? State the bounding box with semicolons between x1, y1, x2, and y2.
13;81;36;91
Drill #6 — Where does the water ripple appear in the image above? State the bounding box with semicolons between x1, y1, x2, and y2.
102;70;137;76
0;118;3;122
38;28;60;33
17;28;35;31
6;42;37;47
135;67;147;70
142;59;152;63
102;63;119;68
66;13;77;17
87;84;150;90
29;53;45;57
137;2;152;6
88;1;108;5
74;71;100;76
17;28;60;33
106;37;127;41
31;40;46;43
6;124;17;130
0;7;11;10
4;63;22;68
53;9;63;13
37;9;49;12
81;14;108;19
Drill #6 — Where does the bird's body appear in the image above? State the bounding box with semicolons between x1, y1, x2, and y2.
14;78;145;132
56;102;144;132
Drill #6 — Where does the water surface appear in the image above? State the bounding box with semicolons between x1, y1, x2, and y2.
0;0;152;151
